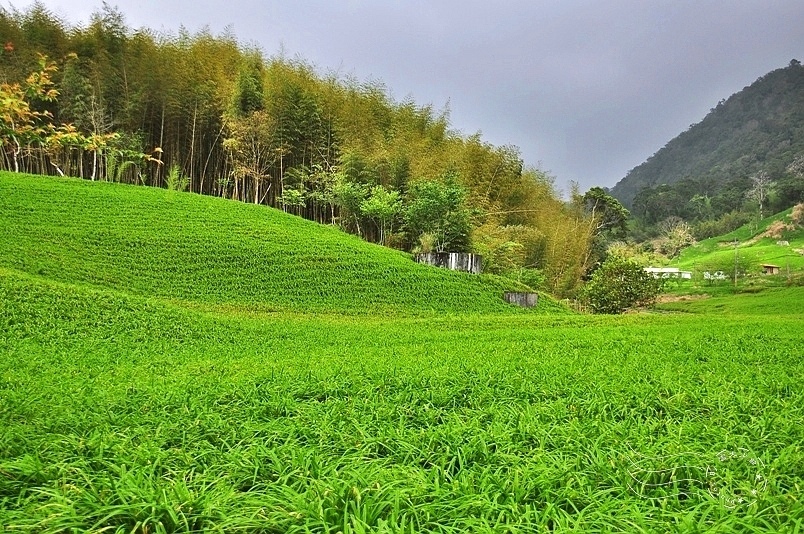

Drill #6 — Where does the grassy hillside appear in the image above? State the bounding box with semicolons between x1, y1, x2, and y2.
672;208;804;279
0;172;560;316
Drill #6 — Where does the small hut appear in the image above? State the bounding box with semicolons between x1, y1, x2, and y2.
762;264;781;275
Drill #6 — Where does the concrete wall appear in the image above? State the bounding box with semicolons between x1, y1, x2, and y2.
503;292;539;308
414;252;483;274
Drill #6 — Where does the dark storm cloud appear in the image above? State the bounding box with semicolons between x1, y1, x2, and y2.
19;0;804;192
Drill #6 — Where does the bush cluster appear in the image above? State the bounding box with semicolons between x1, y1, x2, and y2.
580;255;665;314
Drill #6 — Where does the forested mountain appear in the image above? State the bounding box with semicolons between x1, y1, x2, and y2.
0;3;599;295
610;60;804;227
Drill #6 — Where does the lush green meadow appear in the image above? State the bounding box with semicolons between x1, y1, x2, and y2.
1;173;803;532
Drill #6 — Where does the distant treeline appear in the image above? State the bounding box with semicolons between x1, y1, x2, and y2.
0;3;601;296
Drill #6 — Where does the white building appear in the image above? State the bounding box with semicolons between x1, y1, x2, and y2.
645;267;692;279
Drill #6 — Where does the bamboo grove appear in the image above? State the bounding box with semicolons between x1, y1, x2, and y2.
0;3;596;295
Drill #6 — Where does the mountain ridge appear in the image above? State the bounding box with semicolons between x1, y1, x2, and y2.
610;60;804;214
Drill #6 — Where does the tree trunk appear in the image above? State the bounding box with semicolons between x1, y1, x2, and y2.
189;101;197;193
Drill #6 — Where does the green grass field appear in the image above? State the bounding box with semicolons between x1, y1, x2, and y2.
656;286;804;315
2;173;803;532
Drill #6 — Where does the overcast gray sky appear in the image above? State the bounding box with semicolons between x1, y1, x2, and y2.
12;1;804;193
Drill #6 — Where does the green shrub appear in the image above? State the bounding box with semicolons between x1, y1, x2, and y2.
165;164;189;192
580;255;665;314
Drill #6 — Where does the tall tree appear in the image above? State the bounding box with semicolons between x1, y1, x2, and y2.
403;174;471;253
746;170;773;219
231;52;264;118
582;187;629;237
223;110;277;204
360;185;402;245
0;55;59;172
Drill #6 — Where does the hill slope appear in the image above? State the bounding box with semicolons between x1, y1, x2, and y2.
0;172;557;315
673;207;804;276
611;60;804;210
